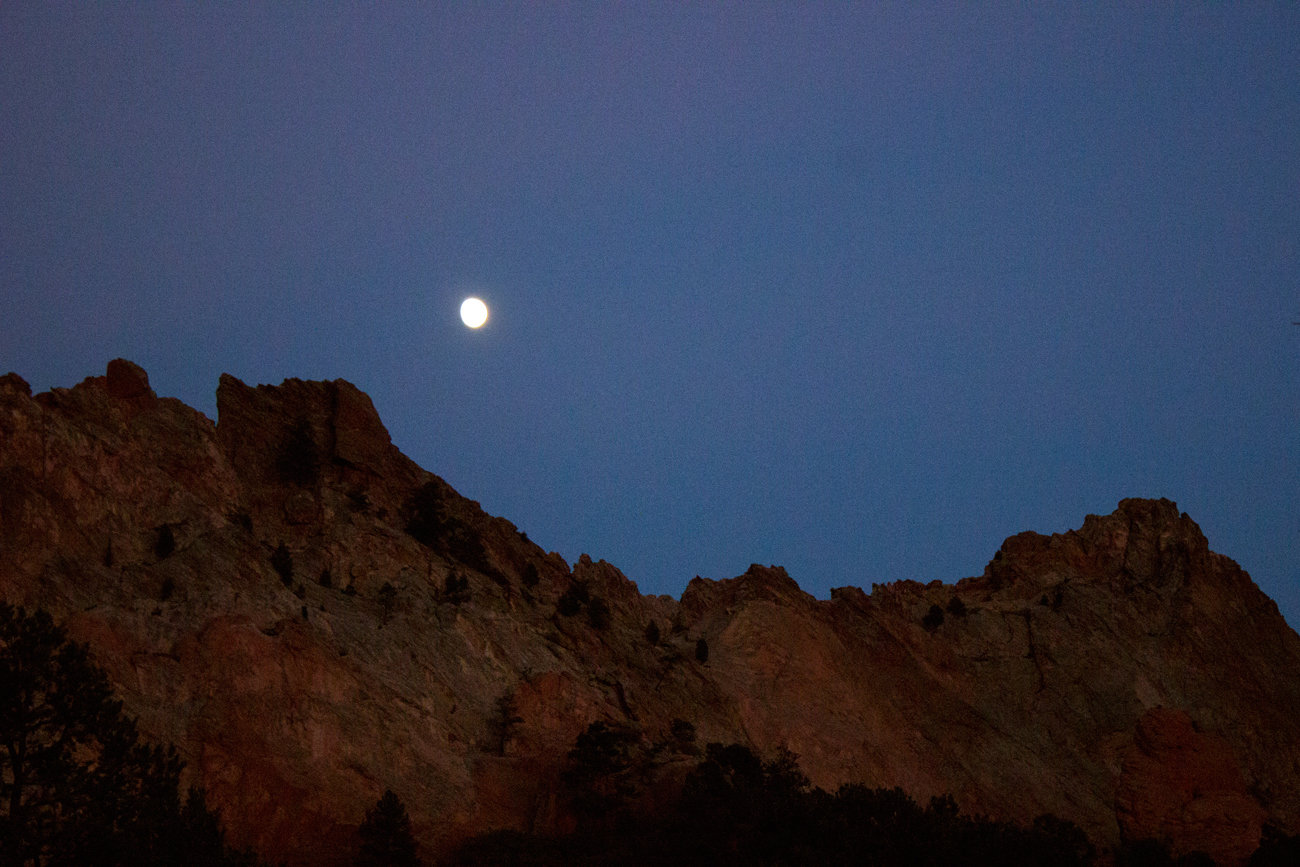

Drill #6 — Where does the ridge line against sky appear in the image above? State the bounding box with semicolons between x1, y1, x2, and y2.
2;4;1297;623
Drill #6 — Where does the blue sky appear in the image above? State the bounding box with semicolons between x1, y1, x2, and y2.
3;4;1297;624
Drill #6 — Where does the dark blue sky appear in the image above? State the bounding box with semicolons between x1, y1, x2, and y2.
4;5;1297;624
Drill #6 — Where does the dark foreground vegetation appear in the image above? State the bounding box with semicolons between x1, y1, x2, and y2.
0;603;258;867
450;733;1094;866
449;722;1300;867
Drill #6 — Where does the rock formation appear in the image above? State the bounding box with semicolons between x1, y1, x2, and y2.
2;360;1298;866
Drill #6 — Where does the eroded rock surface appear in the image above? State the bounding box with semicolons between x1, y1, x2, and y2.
3;361;1298;866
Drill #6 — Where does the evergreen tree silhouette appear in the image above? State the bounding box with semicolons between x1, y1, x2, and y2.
356;790;421;867
0;603;255;867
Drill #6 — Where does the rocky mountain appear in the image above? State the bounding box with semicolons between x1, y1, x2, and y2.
2;360;1298;866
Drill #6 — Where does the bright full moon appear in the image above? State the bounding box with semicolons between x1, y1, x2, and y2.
460;297;488;328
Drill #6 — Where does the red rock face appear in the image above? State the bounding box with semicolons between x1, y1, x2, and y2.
1117;707;1267;865
3;361;1299;865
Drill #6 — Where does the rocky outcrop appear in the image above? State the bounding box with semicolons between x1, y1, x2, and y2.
2;361;1298;866
1117;708;1267;865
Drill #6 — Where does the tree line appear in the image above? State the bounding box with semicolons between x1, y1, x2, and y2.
448;720;1300;867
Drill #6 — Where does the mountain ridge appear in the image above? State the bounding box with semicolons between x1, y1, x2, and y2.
2;360;1297;866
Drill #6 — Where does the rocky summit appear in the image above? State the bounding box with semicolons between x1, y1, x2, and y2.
2;360;1298;866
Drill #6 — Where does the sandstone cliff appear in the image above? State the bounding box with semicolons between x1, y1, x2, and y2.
2;360;1297;865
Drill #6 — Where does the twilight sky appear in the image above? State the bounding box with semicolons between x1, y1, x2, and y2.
3;5;1298;624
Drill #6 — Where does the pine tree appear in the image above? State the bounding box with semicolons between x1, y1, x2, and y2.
356;790;421;867
0;603;255;867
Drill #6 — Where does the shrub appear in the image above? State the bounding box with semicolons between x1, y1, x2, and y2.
404;482;445;549
670;718;697;754
946;597;968;617
228;509;253;533
404;481;493;575
557;581;590;617
154;524;176;559
346;488;370;513
271;542;294;586
586;596;611;630
922;604;945;631
443;572;470;605
377;582;397;625
488;694;523;757
695;637;709;664
644;620;661;646
275;417;320;487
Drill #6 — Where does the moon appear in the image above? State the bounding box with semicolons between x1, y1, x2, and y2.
460;297;488;329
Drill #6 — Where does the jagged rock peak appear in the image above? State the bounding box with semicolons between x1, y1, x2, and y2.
978;496;1226;595
105;357;155;401
681;563;809;613
215;371;395;477
0;371;32;397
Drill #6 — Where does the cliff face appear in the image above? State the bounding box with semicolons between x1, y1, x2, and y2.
2;361;1298;866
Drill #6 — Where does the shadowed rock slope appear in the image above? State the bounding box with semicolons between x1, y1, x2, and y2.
2;360;1297;866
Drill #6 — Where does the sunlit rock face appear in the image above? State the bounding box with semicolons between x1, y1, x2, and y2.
3;360;1299;866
